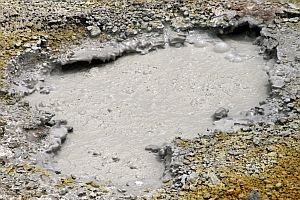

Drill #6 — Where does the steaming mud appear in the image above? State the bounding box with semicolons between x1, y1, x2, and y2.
27;35;269;195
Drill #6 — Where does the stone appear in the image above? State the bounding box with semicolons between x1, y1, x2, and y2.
207;172;221;185
247;189;261;200
91;152;101;157
289;17;299;23
112;156;120;162
59;189;68;196
203;191;211;199
117;188;127;193
87;26;101;38
275;182;282;188
40;88;50;94
41;39;48;48
228;149;243;156
67;126;73;133
129;165;138;169
46;127;68;153
267;152;277;158
269;76;285;89
46;120;56;127
253;137;260;145
135;181;143;186
168;32;186;47
51;127;68;141
46;138;62;153
78;191;87;197
23;43;31;48
213;107;229;120
0;146;14;163
56;120;68;126
158;148;167;157
145;145;160;153
0;127;4;136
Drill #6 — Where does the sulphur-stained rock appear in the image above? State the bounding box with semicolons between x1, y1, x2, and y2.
207;172;221;185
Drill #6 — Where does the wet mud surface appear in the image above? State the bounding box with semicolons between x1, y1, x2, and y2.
26;34;269;194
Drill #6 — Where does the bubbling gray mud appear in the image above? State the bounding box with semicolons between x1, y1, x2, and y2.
27;34;269;195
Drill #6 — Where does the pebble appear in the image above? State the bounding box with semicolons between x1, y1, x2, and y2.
91;152;101;157
117;188;127;193
275;182;282;188
129;165;138;169
135;181;143;186
112;156;120;162
207;172;221;185
0;146;14;162
270;76;285;89
88;26;101;38
59;189;68;196
66;126;73;133
246;190;260;200
168;32;186;47
253;137;260;145
213;107;229;120
145;145;160;153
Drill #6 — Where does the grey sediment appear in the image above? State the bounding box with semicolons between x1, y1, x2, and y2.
26;30;269;195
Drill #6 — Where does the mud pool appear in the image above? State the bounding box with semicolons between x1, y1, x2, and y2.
27;35;270;195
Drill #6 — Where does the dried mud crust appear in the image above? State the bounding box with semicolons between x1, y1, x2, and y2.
0;0;300;199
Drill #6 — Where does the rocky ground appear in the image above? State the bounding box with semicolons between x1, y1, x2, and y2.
0;0;299;199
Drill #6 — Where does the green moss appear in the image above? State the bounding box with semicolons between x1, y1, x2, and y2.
288;0;300;5
1;164;50;177
0;25;86;104
56;176;75;188
153;126;300;199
